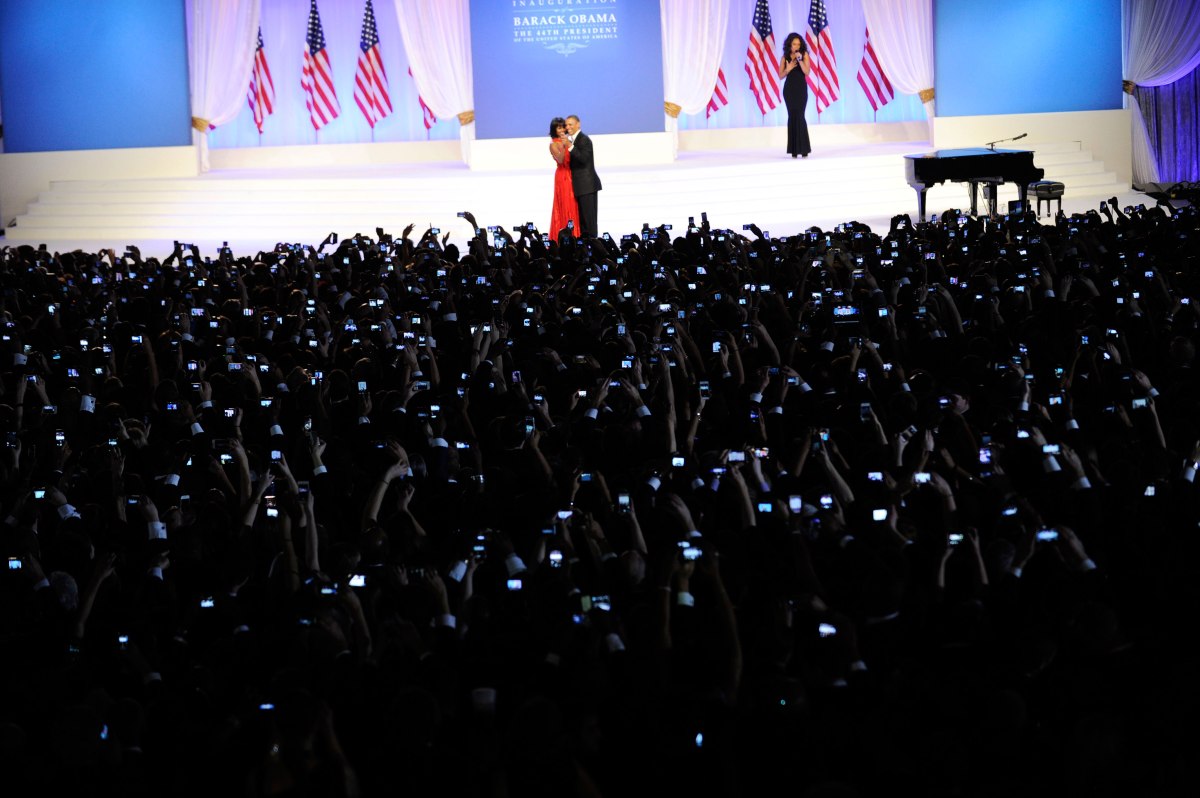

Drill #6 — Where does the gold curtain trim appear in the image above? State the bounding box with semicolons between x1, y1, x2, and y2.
664;101;682;118
457;110;475;125
1122;80;1137;94
191;116;211;132
918;88;935;103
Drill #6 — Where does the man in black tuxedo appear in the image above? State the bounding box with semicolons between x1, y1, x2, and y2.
565;115;601;238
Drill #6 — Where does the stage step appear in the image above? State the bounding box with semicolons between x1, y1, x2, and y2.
6;140;1134;256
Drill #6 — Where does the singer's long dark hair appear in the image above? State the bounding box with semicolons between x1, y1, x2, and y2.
548;117;567;138
782;32;807;60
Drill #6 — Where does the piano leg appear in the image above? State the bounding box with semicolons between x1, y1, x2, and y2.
914;187;928;222
1017;184;1030;216
969;183;979;217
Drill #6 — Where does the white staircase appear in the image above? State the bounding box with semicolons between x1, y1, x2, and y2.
4;140;1135;257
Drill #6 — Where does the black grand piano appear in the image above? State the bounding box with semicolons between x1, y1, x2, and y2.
904;147;1044;220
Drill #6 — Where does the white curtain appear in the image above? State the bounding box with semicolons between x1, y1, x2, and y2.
1122;0;1200;185
187;0;261;172
861;0;935;123
661;0;731;154
393;0;474;161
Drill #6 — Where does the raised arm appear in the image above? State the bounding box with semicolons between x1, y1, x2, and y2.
73;553;117;641
696;553;743;704
362;442;411;529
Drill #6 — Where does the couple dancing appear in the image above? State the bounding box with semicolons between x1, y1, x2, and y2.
548;115;601;240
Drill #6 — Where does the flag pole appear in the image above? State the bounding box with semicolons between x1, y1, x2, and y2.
815;37;821;122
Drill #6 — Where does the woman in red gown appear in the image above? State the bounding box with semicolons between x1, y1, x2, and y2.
548;117;580;240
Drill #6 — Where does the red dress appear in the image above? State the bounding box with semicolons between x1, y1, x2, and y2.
549;138;580;239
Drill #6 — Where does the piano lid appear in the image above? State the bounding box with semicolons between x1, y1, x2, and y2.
905;147;1034;160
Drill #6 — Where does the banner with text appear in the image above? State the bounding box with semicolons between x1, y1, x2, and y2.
470;0;664;139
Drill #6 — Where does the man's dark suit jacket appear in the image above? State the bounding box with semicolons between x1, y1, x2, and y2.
569;132;602;197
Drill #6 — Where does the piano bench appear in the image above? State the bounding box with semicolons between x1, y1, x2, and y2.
1029;180;1065;216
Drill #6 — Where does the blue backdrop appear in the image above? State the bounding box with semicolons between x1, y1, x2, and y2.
0;0;192;152
935;0;1122;117
0;0;1133;153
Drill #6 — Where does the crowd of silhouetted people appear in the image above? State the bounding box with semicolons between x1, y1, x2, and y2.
2;199;1199;797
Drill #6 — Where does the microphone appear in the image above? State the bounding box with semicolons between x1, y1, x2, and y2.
983;132;1029;150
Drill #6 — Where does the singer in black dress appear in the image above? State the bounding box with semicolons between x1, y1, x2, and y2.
779;32;811;158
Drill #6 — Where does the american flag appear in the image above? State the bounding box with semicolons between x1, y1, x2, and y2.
353;0;392;128
744;0;781;115
706;67;729;118
856;27;893;113
805;0;839;114
247;27;275;134
408;67;437;129
301;0;340;130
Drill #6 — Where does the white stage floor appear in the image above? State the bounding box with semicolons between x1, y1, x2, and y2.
3;140;1140;259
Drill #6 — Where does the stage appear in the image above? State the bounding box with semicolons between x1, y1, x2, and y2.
2;121;1140;259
